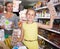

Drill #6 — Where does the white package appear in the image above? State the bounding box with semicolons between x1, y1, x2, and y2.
0;29;5;41
18;46;27;49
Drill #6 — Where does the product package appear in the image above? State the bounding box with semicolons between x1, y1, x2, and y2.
12;29;27;49
0;29;5;41
11;29;22;46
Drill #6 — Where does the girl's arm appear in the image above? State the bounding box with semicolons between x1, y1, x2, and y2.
38;2;56;29
18;22;24;42
18;28;24;42
38;18;54;29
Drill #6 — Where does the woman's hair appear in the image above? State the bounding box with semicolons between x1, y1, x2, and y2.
5;2;13;11
5;2;13;6
48;0;50;2
26;8;36;16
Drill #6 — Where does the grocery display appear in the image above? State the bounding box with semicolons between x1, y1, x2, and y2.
36;1;60;49
0;0;60;49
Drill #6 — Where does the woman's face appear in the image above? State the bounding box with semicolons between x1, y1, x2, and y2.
26;10;35;21
6;3;13;12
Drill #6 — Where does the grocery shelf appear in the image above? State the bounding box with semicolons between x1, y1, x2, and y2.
38;35;60;49
37;16;60;19
44;29;60;34
37;17;50;19
35;6;47;10
35;2;60;10
37;2;60;49
54;2;60;6
39;28;60;34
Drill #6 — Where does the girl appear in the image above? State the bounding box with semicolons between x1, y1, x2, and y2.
18;6;55;49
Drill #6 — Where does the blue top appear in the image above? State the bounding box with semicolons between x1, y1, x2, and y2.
0;13;19;36
0;13;19;29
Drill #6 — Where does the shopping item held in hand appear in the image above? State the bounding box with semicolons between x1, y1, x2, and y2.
11;29;21;46
13;45;27;49
0;29;5;41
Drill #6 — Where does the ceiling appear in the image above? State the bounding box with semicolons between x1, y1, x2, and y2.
21;0;42;6
0;0;44;6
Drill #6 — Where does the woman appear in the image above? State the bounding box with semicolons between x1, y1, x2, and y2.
1;2;19;38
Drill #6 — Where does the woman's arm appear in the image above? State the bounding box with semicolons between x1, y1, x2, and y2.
0;25;5;29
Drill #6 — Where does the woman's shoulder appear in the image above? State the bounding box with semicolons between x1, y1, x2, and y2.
12;13;19;22
13;13;18;17
0;13;4;18
13;13;19;18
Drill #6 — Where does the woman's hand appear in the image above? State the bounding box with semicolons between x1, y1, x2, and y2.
1;25;5;29
11;23;14;28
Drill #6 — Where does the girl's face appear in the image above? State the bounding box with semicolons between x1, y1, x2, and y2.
6;3;13;12
26;10;35;21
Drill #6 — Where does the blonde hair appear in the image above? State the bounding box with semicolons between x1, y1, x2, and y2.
26;8;36;16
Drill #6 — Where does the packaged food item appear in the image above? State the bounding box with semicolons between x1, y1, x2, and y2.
0;29;5;41
12;45;27;49
42;1;47;6
4;37;12;49
13;0;22;12
50;0;58;3
58;0;60;2
11;29;21;46
19;9;27;22
33;1;42;9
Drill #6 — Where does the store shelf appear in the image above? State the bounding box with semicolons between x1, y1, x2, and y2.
37;16;60;19
54;2;60;6
37;17;50;19
37;2;60;49
35;2;60;10
35;6;47;10
44;28;60;34
38;35;60;49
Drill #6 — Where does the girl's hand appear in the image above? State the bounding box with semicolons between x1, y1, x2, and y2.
47;2;56;19
17;37;22;42
18;22;22;28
